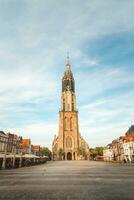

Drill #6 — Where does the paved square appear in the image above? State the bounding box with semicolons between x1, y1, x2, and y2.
0;161;134;200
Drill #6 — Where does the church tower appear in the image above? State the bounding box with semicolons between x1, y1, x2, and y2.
52;55;89;160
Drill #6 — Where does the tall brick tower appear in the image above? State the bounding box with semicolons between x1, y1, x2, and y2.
52;56;89;160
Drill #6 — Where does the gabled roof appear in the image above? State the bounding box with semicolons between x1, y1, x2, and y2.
0;131;8;137
0;131;6;135
123;135;134;143
21;139;31;148
126;125;134;136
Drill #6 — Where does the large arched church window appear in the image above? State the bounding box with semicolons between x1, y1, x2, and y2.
66;136;72;148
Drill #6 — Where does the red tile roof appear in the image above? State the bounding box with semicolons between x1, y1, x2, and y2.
21;139;30;148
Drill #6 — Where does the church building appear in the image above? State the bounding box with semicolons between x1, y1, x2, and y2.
52;57;89;160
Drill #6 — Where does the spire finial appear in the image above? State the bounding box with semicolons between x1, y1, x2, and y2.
67;50;70;65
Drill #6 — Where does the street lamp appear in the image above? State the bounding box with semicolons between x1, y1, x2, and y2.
2;136;8;169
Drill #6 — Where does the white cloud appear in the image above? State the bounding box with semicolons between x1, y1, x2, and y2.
76;66;134;103
0;0;134;148
4;122;58;149
79;90;134;147
81;122;130;147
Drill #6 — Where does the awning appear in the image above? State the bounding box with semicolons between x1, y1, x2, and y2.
22;154;39;158
0;154;39;159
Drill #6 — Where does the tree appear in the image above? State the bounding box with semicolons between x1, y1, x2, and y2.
89;147;104;160
96;147;104;156
40;147;52;160
89;148;98;160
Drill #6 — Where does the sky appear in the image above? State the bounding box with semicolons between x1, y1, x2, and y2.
0;0;134;148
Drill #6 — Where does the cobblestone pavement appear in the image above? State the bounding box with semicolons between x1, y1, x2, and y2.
0;161;134;200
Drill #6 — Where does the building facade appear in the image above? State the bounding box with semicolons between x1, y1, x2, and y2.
122;135;134;162
21;139;31;154
52;60;89;160
32;145;41;156
103;125;134;163
0;131;8;153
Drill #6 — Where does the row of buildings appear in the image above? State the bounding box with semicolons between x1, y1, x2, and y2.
103;125;134;163
0;131;41;169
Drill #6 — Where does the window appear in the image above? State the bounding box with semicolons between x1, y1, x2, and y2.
72;103;74;111
65;117;69;130
70;117;73;130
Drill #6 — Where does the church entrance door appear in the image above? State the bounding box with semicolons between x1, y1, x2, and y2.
67;152;72;160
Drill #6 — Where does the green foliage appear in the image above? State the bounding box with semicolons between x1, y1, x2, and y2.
96;147;104;156
89;147;104;160
40;147;52;160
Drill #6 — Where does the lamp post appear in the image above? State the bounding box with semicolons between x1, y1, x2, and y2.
2;138;8;169
116;139;121;162
19;152;23;168
12;138;17;168
19;136;23;167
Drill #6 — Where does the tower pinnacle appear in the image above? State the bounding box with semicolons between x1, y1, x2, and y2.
66;51;71;72
66;51;70;65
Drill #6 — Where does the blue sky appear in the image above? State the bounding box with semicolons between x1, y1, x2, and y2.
0;0;134;148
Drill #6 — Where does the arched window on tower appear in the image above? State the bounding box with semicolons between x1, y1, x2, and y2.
65;117;70;130
70;117;73;130
64;117;67;130
72;95;75;111
63;98;65;111
72;103;74;111
66;136;72;148
67;118;70;129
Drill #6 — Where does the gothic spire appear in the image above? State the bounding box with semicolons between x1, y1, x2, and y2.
67;51;70;65
66;51;71;72
62;53;75;93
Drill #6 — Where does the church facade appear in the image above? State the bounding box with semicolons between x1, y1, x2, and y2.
52;60;89;160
